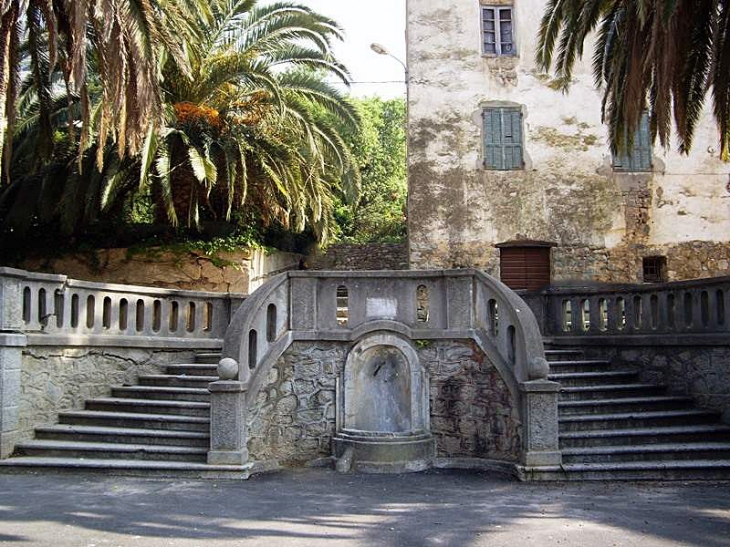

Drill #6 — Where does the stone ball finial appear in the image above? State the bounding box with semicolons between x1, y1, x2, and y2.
528;356;550;380
218;358;239;381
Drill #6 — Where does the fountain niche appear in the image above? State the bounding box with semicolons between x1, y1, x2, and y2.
333;333;435;473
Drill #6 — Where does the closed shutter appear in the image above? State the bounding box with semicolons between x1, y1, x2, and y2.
483;107;523;170
613;113;652;172
500;247;551;291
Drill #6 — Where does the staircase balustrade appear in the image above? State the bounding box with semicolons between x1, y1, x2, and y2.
523;277;730;339
0;267;244;348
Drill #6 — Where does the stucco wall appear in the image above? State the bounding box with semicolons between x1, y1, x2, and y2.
407;0;730;281
18;348;194;443
247;340;520;465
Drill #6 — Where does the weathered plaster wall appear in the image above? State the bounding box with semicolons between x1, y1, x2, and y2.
407;0;730;281
247;339;520;465
18;348;194;443
18;247;301;294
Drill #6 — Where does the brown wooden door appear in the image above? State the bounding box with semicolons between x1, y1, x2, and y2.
500;247;551;291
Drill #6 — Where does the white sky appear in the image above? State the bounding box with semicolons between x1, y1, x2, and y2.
267;0;407;98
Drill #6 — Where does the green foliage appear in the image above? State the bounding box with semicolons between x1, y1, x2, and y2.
336;96;407;243
0;0;362;255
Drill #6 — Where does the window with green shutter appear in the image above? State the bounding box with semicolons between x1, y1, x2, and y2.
483;107;524;170
612;113;653;172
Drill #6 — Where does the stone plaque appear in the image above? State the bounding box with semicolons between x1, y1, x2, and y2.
366;298;397;319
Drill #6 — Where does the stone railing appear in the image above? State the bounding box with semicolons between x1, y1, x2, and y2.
523;277;730;340
0;267;245;348
209;270;559;468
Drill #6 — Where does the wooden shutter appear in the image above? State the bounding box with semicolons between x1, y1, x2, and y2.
484;108;503;169
613;113;652;172
499;247;551;291
483;107;523;170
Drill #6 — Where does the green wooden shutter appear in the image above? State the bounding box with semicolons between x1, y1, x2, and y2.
484;107;523;170
613;113;652;172
504;108;523;169
633;113;652;171
484;108;503;169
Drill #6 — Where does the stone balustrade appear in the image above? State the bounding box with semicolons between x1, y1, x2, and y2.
524;277;730;339
211;269;560;469
0;267;245;348
0;267;245;458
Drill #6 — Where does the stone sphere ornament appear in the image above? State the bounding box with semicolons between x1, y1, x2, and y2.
528;356;550;380
218;358;239;381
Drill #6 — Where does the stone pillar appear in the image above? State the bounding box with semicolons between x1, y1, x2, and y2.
0;270;27;458
208;380;249;465
0;335;25;458
520;379;562;467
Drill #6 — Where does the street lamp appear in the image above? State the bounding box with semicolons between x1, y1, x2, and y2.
370;43;408;78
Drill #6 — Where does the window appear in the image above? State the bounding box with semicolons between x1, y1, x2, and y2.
643;256;667;283
482;6;514;56
613;113;653;172
483;107;523;170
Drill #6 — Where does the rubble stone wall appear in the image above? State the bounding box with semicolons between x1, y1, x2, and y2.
18;348;194;443
247;340;521;465
308;243;408;271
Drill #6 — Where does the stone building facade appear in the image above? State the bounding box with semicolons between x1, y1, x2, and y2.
406;0;730;284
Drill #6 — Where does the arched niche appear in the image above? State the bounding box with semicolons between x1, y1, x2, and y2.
340;333;429;435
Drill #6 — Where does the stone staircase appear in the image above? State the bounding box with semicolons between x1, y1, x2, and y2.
0;352;251;478
533;347;730;480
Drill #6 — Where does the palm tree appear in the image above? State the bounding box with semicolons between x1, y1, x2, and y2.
0;0;200;182
536;0;730;160
1;0;359;244
128;0;360;242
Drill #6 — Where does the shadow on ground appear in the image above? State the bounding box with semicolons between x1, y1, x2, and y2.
0;468;728;546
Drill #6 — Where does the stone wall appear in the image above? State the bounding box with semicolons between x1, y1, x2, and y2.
406;0;730;282
247;339;520;465
18;348;194;443
308;243;408;271
589;345;730;422
18;247;301;294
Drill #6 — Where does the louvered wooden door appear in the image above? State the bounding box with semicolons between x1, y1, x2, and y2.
499;246;551;291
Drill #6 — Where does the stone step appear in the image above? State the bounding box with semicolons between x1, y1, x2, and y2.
560;383;667;401
34;424;209;447
558;396;696;416
544;349;585;361
547;360;612;373
559;409;720;432
85;398;210;418
0;457;252;479
526;460;730;481
165;364;220;377
560;424;730;448
111;385;210;402
195;352;222;364
562;443;730;463
58;410;209;432
15;440;207;462
549;370;640;387
138;374;218;388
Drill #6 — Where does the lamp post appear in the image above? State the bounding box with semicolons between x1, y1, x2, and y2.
370;42;410;266
370;43;408;79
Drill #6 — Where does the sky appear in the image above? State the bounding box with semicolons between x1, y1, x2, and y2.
267;0;407;99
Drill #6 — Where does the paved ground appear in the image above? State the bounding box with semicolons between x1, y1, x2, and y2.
0;468;729;547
